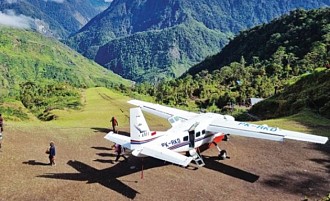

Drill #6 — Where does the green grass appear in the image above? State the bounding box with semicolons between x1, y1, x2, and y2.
45;87;169;138
49;87;131;128
4;87;328;142
3;87;170;142
0;26;131;91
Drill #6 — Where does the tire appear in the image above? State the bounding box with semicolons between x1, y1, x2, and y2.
219;150;227;160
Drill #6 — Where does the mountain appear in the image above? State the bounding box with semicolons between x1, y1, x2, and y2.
0;0;110;39
0;26;131;95
67;0;330;82
94;17;229;82
131;8;330;120
187;8;330;75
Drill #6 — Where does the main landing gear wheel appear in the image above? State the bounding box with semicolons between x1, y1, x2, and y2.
219;150;227;160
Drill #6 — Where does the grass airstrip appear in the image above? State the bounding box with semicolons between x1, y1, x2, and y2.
0;87;329;200
3;87;330;139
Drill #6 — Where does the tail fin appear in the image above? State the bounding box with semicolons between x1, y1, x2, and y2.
130;107;152;150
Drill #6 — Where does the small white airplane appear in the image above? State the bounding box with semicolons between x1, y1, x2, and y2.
104;99;328;167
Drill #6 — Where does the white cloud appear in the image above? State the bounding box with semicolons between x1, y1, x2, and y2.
6;0;65;3
5;0;18;3
0;10;34;29
43;0;65;3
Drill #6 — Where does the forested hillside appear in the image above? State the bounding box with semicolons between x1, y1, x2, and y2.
187;8;330;75
68;0;330;82
0;0;109;38
250;69;330;119
132;8;330;120
0;26;130;120
95;17;229;82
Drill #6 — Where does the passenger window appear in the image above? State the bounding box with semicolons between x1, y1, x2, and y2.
196;132;200;137
183;136;188;141
202;130;206;135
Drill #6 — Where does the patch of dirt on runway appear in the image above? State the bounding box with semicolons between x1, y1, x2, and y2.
0;126;329;201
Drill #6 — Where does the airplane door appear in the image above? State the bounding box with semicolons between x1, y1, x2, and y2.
189;130;195;148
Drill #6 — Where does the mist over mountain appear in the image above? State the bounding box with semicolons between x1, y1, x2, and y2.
0;0;111;38
67;0;330;82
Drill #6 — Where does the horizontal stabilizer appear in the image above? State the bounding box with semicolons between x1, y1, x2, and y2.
104;132;131;150
138;145;193;167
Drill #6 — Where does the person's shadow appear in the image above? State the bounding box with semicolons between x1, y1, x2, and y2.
23;160;49;166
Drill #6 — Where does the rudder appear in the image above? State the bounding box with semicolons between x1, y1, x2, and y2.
130;107;152;149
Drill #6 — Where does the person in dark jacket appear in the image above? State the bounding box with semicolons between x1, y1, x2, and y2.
47;141;56;166
0;114;4;132
114;144;127;162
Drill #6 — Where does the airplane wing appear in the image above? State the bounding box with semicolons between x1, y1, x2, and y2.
132;145;193;167
128;99;197;120
207;120;328;144
104;132;131;149
105;132;193;166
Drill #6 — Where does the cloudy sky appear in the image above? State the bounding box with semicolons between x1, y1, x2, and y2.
0;0;113;29
5;0;113;4
5;0;65;3
0;10;34;29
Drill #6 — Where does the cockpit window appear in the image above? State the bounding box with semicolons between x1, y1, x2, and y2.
168;116;181;124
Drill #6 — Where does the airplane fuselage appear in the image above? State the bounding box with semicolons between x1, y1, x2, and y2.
137;113;227;155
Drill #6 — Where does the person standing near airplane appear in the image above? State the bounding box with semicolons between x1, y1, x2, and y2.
0;114;3;132
110;116;118;133
46;141;56;166
114;143;127;162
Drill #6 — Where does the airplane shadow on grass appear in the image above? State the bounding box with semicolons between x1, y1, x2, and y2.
308;142;330;174
37;153;259;199
202;156;260;183
37;157;167;199
262;143;330;197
